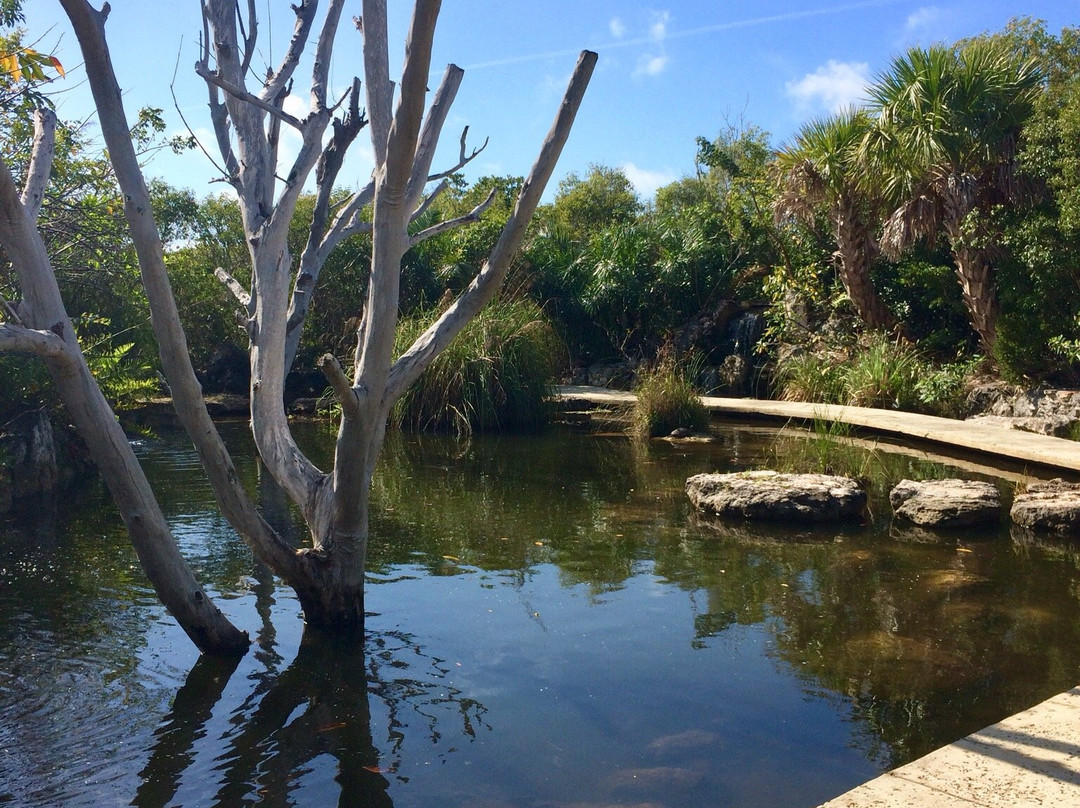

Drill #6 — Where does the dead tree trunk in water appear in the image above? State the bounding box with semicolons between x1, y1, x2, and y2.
0;0;595;648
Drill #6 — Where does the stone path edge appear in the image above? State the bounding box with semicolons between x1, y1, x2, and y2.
555;385;1080;475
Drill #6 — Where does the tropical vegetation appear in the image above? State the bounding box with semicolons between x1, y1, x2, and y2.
4;16;1080;433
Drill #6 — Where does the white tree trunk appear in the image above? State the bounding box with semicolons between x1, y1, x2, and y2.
37;0;597;642
0;140;248;654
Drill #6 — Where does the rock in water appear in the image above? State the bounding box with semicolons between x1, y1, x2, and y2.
685;470;866;523
889;479;1001;528
1011;479;1080;534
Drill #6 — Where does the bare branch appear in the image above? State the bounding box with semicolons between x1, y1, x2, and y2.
214;266;252;309
360;0;392;167
386;50;598;402
405;63;463;211
195;60;304;130
261;0;318;104
320;180;376;257
310;0;345;112
0;322;72;360
408;177;449;224
426;127;488;185
409;186;496;247
2;298;23;325
21;107;56;222
317;353;361;420
238;0;258;76
171;47;234;185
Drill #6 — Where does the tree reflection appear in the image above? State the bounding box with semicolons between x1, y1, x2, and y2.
133;623;488;807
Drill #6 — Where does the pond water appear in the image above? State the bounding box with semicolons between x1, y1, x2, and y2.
3;420;1080;807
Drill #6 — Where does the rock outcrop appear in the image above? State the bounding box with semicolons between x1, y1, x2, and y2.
964;383;1080;438
889;478;1001;528
1011;479;1080;534
686;470;866;523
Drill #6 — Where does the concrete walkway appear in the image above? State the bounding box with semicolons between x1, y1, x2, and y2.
818;688;1080;808
556;385;1080;474
556;386;1080;806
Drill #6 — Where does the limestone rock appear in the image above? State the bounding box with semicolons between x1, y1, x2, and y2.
685;470;866;523
889;478;1001;528
1011;479;1080;535
965;413;1075;438
964;383;1080;436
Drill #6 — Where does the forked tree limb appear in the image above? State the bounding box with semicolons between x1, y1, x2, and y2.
385;49;598;403
61;0;299;577
409;186;496;246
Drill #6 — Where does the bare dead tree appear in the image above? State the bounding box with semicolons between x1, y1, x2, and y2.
0;0;595;652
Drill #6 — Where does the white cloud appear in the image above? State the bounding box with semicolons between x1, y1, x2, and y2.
610;17;626;38
632;10;671;78
785;60;870;114
650;11;670;43
634;54;669;77
622;162;677;198
904;6;943;42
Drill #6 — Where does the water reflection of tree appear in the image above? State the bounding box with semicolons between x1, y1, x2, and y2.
133;626;488;807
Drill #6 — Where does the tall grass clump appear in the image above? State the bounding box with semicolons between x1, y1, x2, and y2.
775;334;928;411
843;335;923;409
391;298;564;435
632;356;708;438
774;351;847;404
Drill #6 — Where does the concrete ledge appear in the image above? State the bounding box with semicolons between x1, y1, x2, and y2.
818;688;1080;808
555;386;1080;475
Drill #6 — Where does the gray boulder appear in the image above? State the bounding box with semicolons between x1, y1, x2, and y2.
686;470;866;523
889;479;1001;528
1011;479;1080;534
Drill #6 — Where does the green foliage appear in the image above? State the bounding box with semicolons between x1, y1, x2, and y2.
877;254;973;355
631;357;708;438
775;334;963;414
549;164;641;235
842;335;924;409
391;299;563;435
913;356;981;417
774;350;848;404
73;315;159;410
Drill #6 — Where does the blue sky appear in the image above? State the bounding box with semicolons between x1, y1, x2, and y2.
23;1;1079;201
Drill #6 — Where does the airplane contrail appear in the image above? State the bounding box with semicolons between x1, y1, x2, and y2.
463;0;909;71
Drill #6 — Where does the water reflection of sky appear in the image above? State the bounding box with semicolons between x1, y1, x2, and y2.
2;423;1080;807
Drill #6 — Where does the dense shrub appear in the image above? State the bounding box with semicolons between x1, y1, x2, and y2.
391;298;564;434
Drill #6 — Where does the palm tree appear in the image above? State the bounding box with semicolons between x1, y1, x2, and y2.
862;42;1042;354
774;108;901;332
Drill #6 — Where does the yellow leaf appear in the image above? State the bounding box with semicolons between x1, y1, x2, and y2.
1;53;20;83
50;56;65;78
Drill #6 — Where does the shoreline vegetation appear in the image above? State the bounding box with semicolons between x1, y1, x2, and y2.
5;20;1080;439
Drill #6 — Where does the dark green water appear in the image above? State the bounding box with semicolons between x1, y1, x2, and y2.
3;421;1080;807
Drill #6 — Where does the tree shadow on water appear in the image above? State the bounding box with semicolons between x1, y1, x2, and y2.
134;619;488;807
